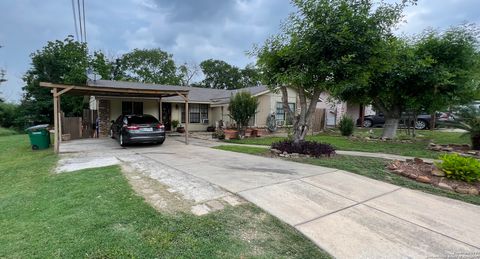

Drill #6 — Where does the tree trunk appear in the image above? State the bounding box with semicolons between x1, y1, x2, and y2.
471;134;480;150
280;86;321;144
430;113;436;131
382;118;400;139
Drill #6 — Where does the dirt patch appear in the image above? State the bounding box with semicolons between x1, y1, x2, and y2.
121;163;193;213
387;159;480;195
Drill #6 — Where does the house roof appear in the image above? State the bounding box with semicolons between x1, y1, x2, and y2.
89;80;270;104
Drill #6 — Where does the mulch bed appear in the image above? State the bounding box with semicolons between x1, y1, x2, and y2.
428;143;480;158
387;158;480;195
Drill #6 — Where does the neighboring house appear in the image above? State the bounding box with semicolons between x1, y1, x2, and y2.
88;80;300;136
316;92;375;127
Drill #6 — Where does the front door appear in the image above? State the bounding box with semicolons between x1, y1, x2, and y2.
162;103;172;131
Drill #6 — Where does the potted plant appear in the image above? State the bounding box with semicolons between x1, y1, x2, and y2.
224;128;239;139
171;120;179;131
207;126;216;132
176;124;185;133
228;91;259;139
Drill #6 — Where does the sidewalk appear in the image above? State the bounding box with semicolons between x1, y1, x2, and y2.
143;140;480;258
187;136;437;163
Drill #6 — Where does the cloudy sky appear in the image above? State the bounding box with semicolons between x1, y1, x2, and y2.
0;0;479;102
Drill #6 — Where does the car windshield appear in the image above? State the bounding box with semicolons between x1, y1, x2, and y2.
126;115;159;124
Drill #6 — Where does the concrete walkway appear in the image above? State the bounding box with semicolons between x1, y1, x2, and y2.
186;136;437;163
61;138;479;258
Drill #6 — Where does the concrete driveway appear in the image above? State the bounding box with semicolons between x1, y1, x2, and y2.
59;137;480;258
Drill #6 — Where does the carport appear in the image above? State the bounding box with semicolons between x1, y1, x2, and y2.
40;81;190;153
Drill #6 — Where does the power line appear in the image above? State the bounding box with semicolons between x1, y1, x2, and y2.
71;0;79;41
77;0;83;42
82;0;87;43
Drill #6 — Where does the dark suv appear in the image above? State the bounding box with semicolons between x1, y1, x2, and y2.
357;113;444;130
110;114;165;146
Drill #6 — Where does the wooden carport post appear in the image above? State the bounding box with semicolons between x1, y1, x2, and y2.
53;88;59;153
176;92;189;144
51;86;74;154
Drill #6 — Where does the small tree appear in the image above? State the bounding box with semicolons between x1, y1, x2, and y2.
228;91;258;138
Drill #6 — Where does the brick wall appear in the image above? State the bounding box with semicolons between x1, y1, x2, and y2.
98;99;111;137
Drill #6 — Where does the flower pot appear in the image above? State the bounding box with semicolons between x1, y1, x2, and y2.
224;129;239;140
207;126;216;132
177;127;185;133
250;129;259;137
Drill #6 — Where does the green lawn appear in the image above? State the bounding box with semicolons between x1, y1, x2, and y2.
0;134;329;258
225;129;469;159
0;127;18;137
214;145;480;206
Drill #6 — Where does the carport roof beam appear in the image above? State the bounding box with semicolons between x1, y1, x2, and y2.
40;82;190;98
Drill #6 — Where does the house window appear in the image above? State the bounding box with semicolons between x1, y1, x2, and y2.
181;104;209;123
122;101;143;115
276;102;295;125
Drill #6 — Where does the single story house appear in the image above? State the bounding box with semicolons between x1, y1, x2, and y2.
87;80;371;137
88;80;300;137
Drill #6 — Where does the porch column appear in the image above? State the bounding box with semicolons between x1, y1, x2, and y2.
53;88;59;153
185;95;189;145
158;98;163;123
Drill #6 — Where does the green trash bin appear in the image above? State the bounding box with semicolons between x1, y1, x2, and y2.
26;124;51;150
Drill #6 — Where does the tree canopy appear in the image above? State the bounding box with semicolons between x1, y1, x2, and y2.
255;0;411;142
199;59;261;89
21;36;88;124
337;26;480;138
118;48;181;85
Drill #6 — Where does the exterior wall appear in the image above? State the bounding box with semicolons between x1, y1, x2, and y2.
108;99;160;121
98;99;110;137
255;93;272;127
169;102;211;131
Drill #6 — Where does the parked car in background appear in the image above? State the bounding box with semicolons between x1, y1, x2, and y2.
357;112;453;130
110;114;165;146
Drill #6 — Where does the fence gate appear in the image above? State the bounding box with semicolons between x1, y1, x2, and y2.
82;109;97;138
61;114;82;140
311;108;326;133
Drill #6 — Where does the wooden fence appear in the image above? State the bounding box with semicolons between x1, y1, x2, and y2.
60;109;97;140
311;108;326;133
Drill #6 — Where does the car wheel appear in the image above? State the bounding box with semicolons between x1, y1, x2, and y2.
415;120;427;130
109;129;115;139
119;134;126;147
363;119;373;128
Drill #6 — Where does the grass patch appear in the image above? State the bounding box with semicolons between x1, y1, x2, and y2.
0;127;19;137
0;135;329;258
225;129;469;159
215;145;480;206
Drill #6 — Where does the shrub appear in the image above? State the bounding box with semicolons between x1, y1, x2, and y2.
171;120;179;129
271;140;335;157
435;153;480;183
228;92;258;137
339;116;354;136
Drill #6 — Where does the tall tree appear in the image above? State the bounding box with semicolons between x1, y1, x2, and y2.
119;48;181;85
21;36;88;124
199;59;243;89
241;63;262;87
256;0;411;143
338;26;480;139
178;62;200;86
